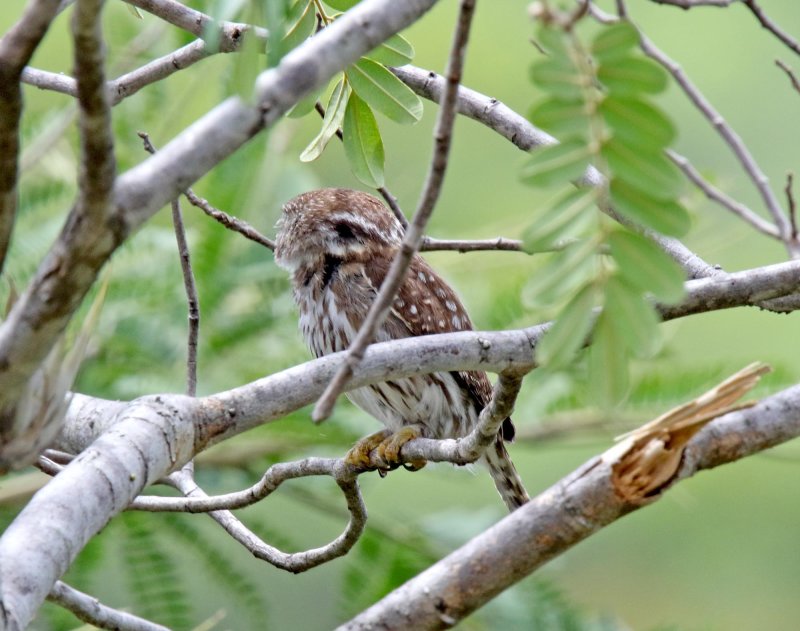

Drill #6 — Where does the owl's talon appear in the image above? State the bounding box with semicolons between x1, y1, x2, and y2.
344;429;393;470
344;427;427;473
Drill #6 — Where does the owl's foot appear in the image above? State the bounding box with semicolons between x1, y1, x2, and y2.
344;427;427;474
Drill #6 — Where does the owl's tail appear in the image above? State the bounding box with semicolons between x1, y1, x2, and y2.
483;435;529;512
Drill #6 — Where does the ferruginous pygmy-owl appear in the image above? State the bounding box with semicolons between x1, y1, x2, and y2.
274;188;529;511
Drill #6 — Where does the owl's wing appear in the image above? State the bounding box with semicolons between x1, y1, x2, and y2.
363;255;515;442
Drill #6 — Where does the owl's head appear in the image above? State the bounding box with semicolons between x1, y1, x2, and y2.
274;188;404;271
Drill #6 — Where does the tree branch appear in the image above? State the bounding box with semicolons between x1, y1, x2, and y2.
339;380;800;629
0;0;63;273
47;581;169;631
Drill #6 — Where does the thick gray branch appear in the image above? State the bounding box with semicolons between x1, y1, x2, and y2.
339;382;800;629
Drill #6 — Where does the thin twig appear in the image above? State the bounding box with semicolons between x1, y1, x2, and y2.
420;236;524;252
171;198;200;396
312;0;478;422
667;149;781;238
785;173;798;241
48;581;169;631
775;59;800;96
138;133;200;394
648;0;732;6
184;189;275;249
137;132;275;250
742;0;800;58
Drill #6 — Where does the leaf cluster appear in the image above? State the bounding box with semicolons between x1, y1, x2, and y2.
214;0;422;187
523;20;688;407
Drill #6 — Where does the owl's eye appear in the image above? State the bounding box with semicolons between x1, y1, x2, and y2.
334;222;357;240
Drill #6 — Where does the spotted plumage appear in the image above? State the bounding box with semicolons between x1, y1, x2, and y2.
275;188;529;511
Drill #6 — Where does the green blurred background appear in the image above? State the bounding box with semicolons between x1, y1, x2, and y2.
2;0;800;629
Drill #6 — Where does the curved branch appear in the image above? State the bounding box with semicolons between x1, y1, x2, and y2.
135;458;367;573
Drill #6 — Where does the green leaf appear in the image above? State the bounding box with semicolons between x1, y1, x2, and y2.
603;275;661;358
346;59;423;125
598;56;668;94
529;58;585;100
529;98;590;138
521;138;592;187
609;178;691;237
523;187;598;252
523;238;595;306
537;283;598;369
325;0;359;9
589;312;630;408
367;33;415;66
600;96;676;149
591;21;639;62
602;137;684;199
126;4;143;18
343;92;385;187
608;229;686;303
282;0;315;52
299;80;348;162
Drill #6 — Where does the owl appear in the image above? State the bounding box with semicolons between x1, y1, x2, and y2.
274;188;528;511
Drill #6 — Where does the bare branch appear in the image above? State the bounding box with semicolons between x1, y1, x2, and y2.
133;457;367;572
109;39;210;105
73;0;116;222
313;0;478;421
648;0;732;7
420;236;525;252
139;133;200;394
0;0;63;273
776;58;800;96
667;149;781;238
786;172;798;241
47;581;169;631
172;197;199;397
340;379;800;629
185;189;276;249
742;0;800;58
